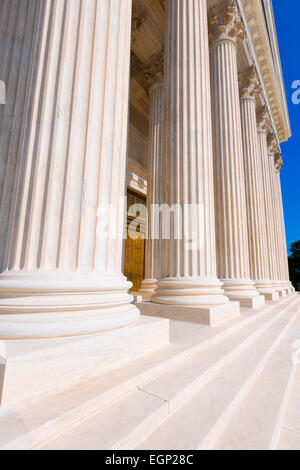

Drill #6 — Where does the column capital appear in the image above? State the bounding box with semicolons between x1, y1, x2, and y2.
239;65;261;101
208;0;244;48
267;131;280;155
141;51;164;94
274;152;284;172
257;105;271;133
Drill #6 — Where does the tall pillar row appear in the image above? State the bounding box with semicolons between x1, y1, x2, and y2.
152;0;236;315
239;67;278;301
0;0;139;339
208;1;265;308
0;0;293;344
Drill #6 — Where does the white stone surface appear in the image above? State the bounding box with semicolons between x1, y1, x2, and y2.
137;297;300;450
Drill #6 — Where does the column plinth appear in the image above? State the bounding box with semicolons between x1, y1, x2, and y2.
149;0;239;324
209;2;264;309
0;0;139;339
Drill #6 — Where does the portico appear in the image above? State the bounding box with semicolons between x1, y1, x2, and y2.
0;0;296;450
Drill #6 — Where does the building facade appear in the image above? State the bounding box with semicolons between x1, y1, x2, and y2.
0;0;297;450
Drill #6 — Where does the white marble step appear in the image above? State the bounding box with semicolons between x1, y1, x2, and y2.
216;311;300;450
39;390;168;450
2;297;294;450
137;303;300;450
138;296;299;414
278;366;300;450
38;298;299;450
0;342;202;451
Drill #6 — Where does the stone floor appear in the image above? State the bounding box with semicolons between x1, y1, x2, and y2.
0;294;299;450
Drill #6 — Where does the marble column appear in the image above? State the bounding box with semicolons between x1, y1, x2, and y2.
274;153;293;293
267;133;289;295
0;0;139;339
256;108;279;300
239;68;278;301
139;54;164;300
209;1;264;308
151;0;238;322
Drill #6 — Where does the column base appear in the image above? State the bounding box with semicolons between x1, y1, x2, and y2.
131;292;153;302
284;282;294;295
0;315;169;406
139;279;157;294
222;279;265;309
226;295;265;309
136;301;240;327
276;288;287;297
152;277;232;308
0;271;140;339
254;281;279;302
263;291;279;301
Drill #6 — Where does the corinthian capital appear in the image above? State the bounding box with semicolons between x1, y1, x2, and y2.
257;105;270;133
267;132;279;155
141;51;164;93
274;152;284;172
208;0;244;47
239;65;261;100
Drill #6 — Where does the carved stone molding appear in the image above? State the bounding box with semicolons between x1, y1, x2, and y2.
257;105;271;133
241;0;290;143
239;64;261;100
208;0;244;47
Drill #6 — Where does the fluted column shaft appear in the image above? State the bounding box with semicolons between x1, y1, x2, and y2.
240;97;274;296
0;0;41;272
139;81;164;297
0;0;139;338
267;151;284;289
209;3;263;307
274;164;291;289
257;129;278;285
153;0;229;307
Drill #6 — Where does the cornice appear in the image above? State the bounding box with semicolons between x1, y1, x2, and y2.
237;0;291;143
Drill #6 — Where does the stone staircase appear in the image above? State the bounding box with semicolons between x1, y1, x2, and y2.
1;295;299;450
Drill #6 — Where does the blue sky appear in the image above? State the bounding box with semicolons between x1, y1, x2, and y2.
272;0;300;252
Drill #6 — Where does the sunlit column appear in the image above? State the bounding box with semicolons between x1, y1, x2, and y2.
0;0;139;338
